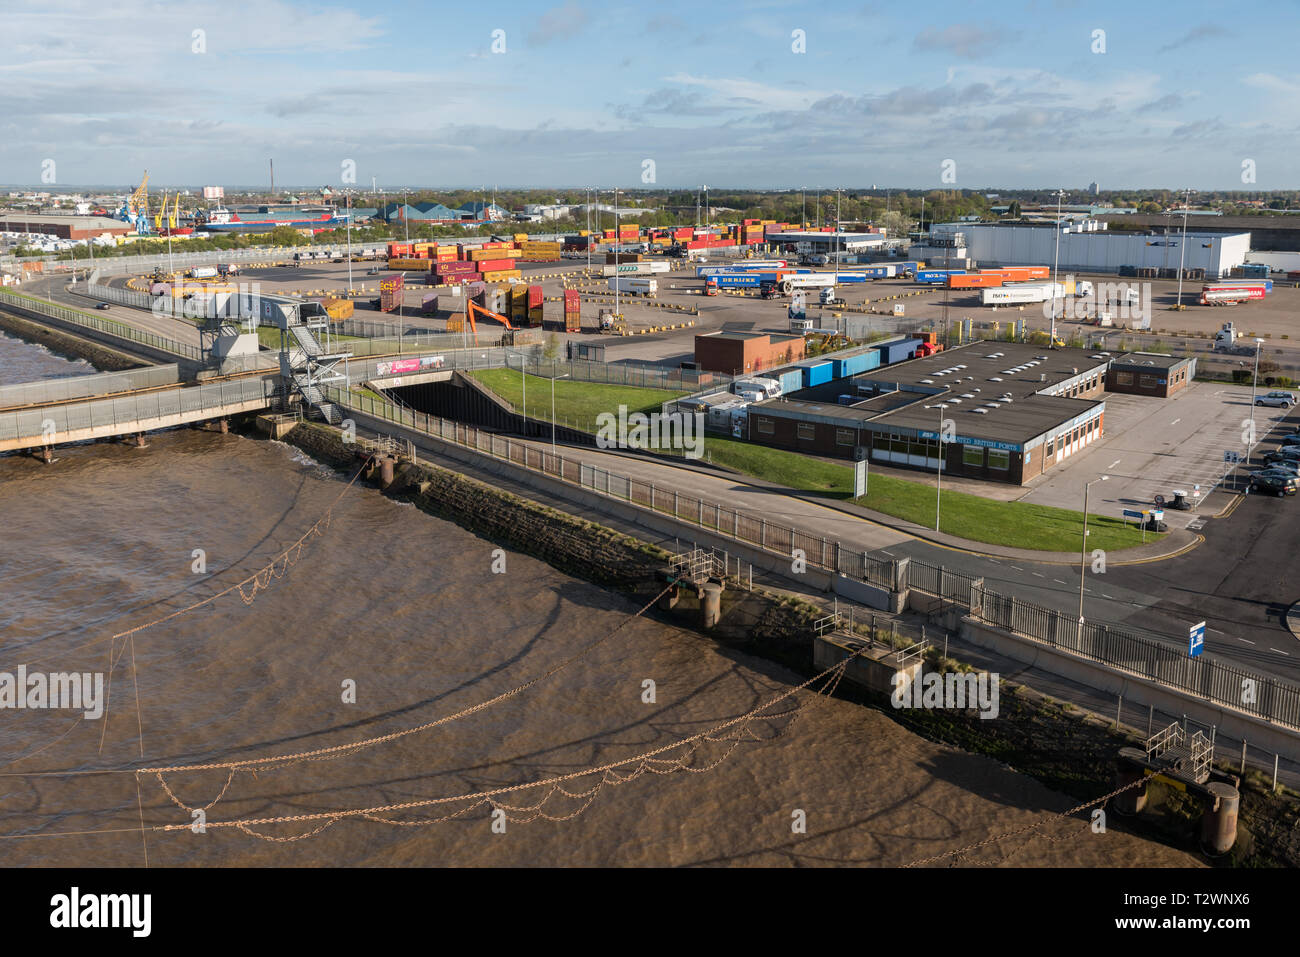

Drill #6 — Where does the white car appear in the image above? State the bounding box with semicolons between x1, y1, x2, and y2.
1256;390;1296;408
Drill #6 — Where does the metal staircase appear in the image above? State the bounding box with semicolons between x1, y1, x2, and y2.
264;295;352;422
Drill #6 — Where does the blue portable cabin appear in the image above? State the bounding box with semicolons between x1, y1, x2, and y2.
798;361;833;387
776;368;804;394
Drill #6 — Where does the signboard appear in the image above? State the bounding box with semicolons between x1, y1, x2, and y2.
1188;621;1206;658
853;459;868;498
202;186;225;200
1122;509;1144;522
917;432;1020;452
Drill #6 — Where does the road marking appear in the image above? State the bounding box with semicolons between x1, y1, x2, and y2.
1209;627;1225;635
1238;637;1255;645
1170;418;1181;426
1010;565;1023;571
1101;594;1115;600
880;550;894;556
1107;459;1121;469
1032;572;1044;578
1271;648;1292;657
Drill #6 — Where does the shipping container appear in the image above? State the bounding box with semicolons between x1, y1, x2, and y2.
527;285;544;309
800;361;833;388
606;277;657;295
388;258;433;271
321;297;354;321
476;258;517;272
916;269;965;283
511;284;528;321
948;273;1003;289
875;338;922;365
1218;278;1273;293
379;275;404;313
481;269;522;282
421;294;439;316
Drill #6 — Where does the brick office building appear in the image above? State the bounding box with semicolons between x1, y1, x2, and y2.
1105;353;1195;398
694;331;806;375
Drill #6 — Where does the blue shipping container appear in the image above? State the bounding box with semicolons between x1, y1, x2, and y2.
916;269;965;284
802;361;833;387
777;369;804;394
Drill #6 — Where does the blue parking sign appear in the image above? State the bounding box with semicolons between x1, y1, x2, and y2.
1189;621;1206;658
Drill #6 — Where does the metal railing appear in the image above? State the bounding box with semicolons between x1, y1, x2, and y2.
0;375;275;443
319;385;1300;734
0;288;202;360
971;583;1300;731
0;363;181;409
503;353;725;393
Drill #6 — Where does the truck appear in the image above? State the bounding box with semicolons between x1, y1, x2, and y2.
980;282;1072;305
819;286;846;307
1201;283;1264;306
606;277;657;296
1212;323;1259;354
731;377;781;400
776;274;838;295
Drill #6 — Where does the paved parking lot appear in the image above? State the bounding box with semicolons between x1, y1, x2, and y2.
1017;381;1294;524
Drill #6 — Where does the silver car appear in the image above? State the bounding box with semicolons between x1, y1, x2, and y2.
1256;390;1296;408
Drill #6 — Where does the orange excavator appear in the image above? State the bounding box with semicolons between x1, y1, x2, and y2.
464;299;514;343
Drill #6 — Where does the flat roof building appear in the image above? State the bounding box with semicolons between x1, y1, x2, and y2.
1105;352;1195;398
746;341;1112;485
0;214;132;240
694;330;806;375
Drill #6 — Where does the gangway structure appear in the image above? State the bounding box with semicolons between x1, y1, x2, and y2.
259;293;352;423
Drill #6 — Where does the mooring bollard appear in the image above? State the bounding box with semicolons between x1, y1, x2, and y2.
378;455;396;490
1113;748;1149;816
699;582;722;629
1200;781;1240;856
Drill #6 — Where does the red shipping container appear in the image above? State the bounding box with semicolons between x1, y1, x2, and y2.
476;258;516;272
527;285;544;309
387;242;412;258
435;261;478;274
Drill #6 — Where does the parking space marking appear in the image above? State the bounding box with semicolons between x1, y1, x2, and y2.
1238;637;1255;645
1271;648;1292;656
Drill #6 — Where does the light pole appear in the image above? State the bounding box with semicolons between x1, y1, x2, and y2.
835;188;842;266
926;403;948;532
551;372;569;454
614;186;620;321
1175;187;1196;310
402;188;409;243
801;186;806;228
1079;475;1109;622
1051;188;1066;346
345;191;353;293
1249;337;1265;452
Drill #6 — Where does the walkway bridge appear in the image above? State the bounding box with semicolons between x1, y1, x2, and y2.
0;364;278;455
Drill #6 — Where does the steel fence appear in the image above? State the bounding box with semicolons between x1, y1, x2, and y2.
971;584;1300;731
503;354;726;393
0;376;274;443
0;288;202;360
0;363;181;409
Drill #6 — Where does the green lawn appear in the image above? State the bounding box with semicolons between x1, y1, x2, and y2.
467;369;687;434
690;435;1158;553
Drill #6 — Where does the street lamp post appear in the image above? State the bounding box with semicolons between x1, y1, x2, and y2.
1051;188;1066;345
1079;475;1109;622
551;372;569;454
402;188;409;244
926;403;948;532
345;192;353;294
1175;187;1196;310
1249;338;1265;452
801;186;806;228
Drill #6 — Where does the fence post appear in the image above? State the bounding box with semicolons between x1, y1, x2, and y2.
733;509;739;538
760;519;766;548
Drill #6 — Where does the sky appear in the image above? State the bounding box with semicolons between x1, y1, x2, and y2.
2;0;1297;191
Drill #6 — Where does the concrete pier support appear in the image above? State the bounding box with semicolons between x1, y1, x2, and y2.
1200;782;1240;856
131;432;148;449
38;445;53;464
699;582;722;629
217;418;229;434
378;455;396;490
1113;748;1149;816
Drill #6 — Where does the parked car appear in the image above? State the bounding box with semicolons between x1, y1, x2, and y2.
1263;446;1300;464
1278;432;1300;446
1256;390;1296;408
1249;472;1299;496
1253;464;1300;480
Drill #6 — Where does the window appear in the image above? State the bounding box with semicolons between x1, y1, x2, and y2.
872;432;889;449
1140;374;1158;388
756;417;774;435
963;445;985;467
797;422;816;441
1116;371;1133;386
1057;436;1065;456
988;449;1010;470
835;428;855;446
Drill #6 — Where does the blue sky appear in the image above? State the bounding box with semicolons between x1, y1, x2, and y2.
2;0;1297;190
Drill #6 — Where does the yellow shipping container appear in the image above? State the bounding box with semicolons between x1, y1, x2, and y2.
387;258;433;271
481;269;522;282
513;233;529;242
446;317;465;333
322;297;354;321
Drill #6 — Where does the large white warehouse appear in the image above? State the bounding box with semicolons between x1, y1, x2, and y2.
924;221;1250;278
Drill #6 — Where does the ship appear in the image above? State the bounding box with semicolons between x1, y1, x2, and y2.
195;204;350;234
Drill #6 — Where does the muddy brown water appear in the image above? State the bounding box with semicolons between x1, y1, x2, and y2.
0;339;1201;867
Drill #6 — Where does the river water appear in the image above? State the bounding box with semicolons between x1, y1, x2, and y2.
0;335;1200;867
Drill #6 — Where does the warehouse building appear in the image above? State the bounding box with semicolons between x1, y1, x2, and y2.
0;214;132;240
694;330;806;375
764;230;888;254
746;341;1111;485
923;221;1249;278
1104;352;1195;398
